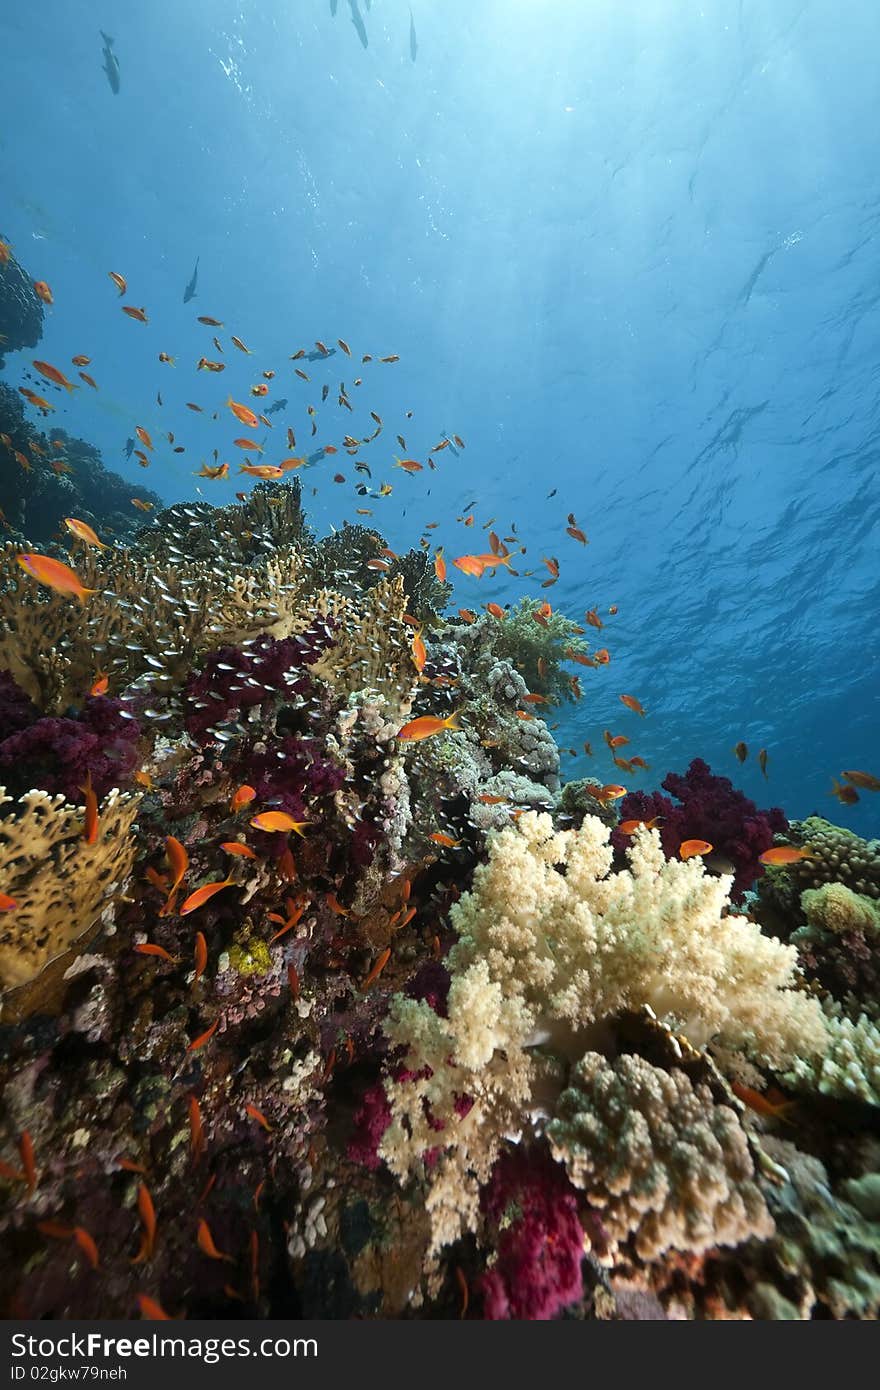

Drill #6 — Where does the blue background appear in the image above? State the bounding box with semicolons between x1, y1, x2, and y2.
1;0;878;829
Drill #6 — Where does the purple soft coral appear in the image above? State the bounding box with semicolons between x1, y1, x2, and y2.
0;694;140;800
479;1147;584;1321
612;757;787;901
183;621;335;742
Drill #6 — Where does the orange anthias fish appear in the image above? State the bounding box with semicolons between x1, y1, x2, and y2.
131;1183;156;1264
233;437;263;451
587;784;627;805
122;306;148;323
71;354;91;367
230;784;256;813
193;932;208;981
16;553;98;603
80;773;99;844
429;832;461;849
397;713;461;742
20;1131;37;1193
188;1096;205;1161
829;777;859;805
679;839;713;860
585;608;603;629
566;525;588;544
412;626;427;674
730;1080;797;1124
33;280;54;305
197;463;230;479
434;550;447;582
165;836;189;896
362;947;392;990
179;879;235;915
108;271;127;296
227;397;259;427
19;387;55;411
619;694;646;717
136;1295;172;1321
220;841;258;859
245;1103;272;1133
239;464;283;479
197;1219;233;1262
249;811;310;836
841;770;880;792
0;892;18;911
618;817;663;835
187;1018;220;1052
135;426;154;451
65;517;108;550
132;499;153;511
134;943;178;963
33;360;76;392
758;846;817;867
79;372;98;389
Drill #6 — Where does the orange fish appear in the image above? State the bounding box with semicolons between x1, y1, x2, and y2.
434;550;447;582
457;608;476;624
193;932;208;981
108;271;127;296
230;784;256;813
239;464;283;479
250;382;268;396
19;387;55;411
33;280;54;305
758;846;817;867
593;649;610;665
829;777;859;805
227;397;259;427
452;555;485;578
841;770;880;791
132;1184;156;1263
187;1018;220;1052
733;741;748;763
587;784;627;805
486;603;505;620
619;694;646;717
0;239;11;264
245;1103;272;1133
71;354;91;366
566;526;588;544
679;839;713;860
81;772;99;844
542;556;560;579
394;457;423;473
221;841;258;859
33;359;76;392
269;899;306;943
188;1096;205;1161
429;832;460;849
134;943;177;963
179;879;235;915
196;463;230;479
197;357;225;373
287;963;300;998
73;1227;100;1269
131;499;153;514
78;371;98;389
122;305;148;322
249;811;310;835
166;836;189;895
233;437;263;451
618;817;663;835
397;713;460;742
758;748;768;778
0;892;18;911
20;1131;37;1194
730;1081;797;1124
231;335;251;354
197;1219;233;1262
585;608;603;630
137;1294;172;1320
16;552;98;602
362;947;392;990
198;315;223;326
603;731;630;749
65;517;108;550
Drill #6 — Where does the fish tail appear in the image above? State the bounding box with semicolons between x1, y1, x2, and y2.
444;712;461;731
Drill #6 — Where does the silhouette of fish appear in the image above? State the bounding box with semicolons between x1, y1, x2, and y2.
183;258;199;303
348;0;368;48
410;9;418;61
330;0;338;14
265;397;288;416
123;436;134;459
100;31;120;94
306;346;337;363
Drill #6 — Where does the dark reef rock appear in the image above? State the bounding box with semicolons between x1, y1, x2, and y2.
0;243;44;368
0;384;162;545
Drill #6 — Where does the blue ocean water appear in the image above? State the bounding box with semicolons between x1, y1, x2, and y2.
1;0;877;829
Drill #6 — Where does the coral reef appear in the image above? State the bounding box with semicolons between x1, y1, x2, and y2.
0;247;43;368
613;758;788;901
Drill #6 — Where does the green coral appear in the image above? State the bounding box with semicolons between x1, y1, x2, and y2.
800;882;880;937
449;598;590;704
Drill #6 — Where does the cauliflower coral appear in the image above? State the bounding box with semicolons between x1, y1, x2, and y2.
381;812;827;1253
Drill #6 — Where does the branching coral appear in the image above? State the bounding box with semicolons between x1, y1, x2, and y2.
0;785;140;989
785;1000;880;1106
380;812;825;1253
547;1052;774;1261
447;598;589;705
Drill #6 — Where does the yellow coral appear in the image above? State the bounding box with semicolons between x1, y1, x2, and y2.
0;785;140;990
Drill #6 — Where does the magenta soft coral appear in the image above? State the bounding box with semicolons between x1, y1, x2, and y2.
0;690;140;800
612;757;788;901
478;1147;584;1320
